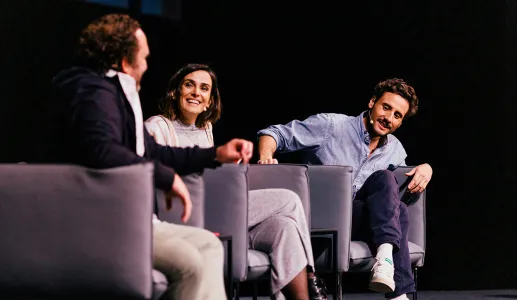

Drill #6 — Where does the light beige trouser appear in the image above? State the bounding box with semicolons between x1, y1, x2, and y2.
153;220;227;300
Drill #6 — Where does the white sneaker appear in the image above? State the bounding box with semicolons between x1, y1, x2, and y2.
369;257;395;293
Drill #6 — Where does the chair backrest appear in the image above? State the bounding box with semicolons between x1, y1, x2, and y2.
307;165;354;272
203;164;249;282
156;173;205;227
248;164;311;227
0;163;154;299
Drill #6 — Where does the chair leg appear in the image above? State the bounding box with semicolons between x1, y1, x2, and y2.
233;281;240;300
332;274;337;300
226;277;233;299
332;263;338;300
331;231;342;300
412;267;418;300
252;281;259;300
336;272;342;300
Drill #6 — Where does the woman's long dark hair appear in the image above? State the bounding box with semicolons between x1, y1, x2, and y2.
159;63;222;128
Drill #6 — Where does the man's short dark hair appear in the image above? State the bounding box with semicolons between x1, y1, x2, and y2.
75;13;141;74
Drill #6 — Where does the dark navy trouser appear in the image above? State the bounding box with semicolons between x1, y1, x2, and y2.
353;170;415;298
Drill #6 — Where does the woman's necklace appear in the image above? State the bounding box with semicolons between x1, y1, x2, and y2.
174;120;200;146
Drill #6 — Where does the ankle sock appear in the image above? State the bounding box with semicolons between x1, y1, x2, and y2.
376;243;394;265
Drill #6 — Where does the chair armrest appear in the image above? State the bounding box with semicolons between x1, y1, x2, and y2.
307;165;354;272
203;164;249;282
156;173;205;228
0;163;154;299
391;166;427;265
248;164;311;227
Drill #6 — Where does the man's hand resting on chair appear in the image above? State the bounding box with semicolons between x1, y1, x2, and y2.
165;173;192;223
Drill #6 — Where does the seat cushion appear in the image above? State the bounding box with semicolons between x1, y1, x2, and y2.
349;241;425;272
246;249;271;280
152;269;168;300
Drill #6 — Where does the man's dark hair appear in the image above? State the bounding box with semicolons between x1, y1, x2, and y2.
75;13;141;74
372;78;419;118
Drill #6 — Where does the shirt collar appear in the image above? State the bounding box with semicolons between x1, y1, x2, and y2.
105;69;137;91
105;69;145;157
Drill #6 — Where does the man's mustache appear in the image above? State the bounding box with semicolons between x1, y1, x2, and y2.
378;119;392;129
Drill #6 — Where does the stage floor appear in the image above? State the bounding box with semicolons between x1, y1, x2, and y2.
239;289;517;299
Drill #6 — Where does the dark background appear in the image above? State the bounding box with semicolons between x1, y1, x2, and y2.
1;0;516;291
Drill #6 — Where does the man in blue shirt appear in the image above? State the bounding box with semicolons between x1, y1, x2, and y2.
257;78;433;300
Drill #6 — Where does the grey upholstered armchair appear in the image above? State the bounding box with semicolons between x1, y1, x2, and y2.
202;163;312;300
0;163;162;300
202;164;250;299
307;165;354;300
246;164;311;298
308;165;427;300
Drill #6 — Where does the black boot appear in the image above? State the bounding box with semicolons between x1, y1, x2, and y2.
308;275;328;300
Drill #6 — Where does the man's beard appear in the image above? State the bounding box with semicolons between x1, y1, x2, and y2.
366;118;391;138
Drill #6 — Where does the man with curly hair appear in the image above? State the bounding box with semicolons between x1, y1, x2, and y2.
256;78;433;300
46;13;253;300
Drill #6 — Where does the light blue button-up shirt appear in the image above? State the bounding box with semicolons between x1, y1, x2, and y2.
257;111;407;197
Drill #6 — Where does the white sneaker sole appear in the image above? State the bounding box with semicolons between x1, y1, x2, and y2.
369;276;395;293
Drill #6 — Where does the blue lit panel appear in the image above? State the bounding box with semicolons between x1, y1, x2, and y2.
85;0;129;8
142;0;162;16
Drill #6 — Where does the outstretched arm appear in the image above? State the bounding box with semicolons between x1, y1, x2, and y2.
256;113;333;163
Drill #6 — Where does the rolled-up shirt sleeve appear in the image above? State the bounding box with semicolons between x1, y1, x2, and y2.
257;113;333;153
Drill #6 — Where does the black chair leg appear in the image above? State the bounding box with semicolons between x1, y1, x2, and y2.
253;281;259;300
333;231;342;300
412;267;418;300
332;267;338;298
336;272;342;300
233;281;240;300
